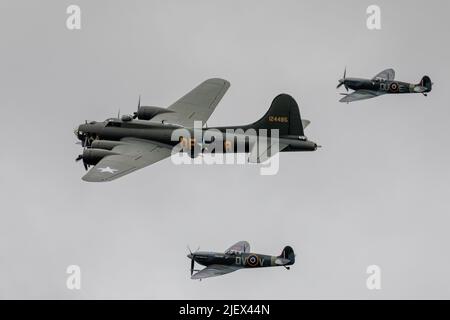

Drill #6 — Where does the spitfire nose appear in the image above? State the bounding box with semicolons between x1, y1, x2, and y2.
337;78;347;90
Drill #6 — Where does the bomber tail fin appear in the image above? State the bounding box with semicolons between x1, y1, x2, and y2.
251;94;308;137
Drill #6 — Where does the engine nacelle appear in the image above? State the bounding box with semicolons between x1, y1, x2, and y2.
135;106;173;120
179;137;202;158
90;140;126;150
82;148;118;166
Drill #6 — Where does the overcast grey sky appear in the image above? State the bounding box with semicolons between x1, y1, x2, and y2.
1;0;449;299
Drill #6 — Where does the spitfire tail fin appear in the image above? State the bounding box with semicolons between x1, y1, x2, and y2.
279;246;295;265
252;94;306;137
419;76;433;92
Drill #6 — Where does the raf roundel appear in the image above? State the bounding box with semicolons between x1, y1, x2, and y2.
246;255;259;267
389;82;399;92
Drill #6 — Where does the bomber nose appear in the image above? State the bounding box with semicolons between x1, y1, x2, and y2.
74;124;89;146
74;125;85;141
73;124;85;140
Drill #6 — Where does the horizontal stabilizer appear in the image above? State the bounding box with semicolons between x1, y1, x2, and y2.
248;140;289;163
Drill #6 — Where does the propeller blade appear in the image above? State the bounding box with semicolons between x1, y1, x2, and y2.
133;95;141;119
76;154;89;170
337;67;347;89
190;256;195;276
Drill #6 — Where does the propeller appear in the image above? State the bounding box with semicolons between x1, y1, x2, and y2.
187;246;195;276
75;152;89;171
75;135;90;171
187;245;200;276
190;256;195;276
337;67;349;91
133;95;141;119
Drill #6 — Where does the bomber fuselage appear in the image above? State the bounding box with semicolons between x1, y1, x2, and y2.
75;118;318;154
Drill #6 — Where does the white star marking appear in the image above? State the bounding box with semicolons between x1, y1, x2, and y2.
98;166;118;174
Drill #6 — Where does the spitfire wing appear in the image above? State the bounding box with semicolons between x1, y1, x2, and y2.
339;90;383;103
191;265;241;280
372;68;395;80
225;241;251;254
82;138;172;182
151;78;230;128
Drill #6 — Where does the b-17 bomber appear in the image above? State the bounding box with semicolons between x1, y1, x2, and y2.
187;241;295;280
337;68;432;103
74;78;319;182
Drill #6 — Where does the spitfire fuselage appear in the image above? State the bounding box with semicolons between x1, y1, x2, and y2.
187;251;291;269
343;77;429;94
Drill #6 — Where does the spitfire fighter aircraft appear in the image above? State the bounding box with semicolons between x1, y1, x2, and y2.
74;78;319;182
337;68;433;103
187;241;295;280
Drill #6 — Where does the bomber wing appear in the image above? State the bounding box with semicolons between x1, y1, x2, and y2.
339;90;384;103
372;68;395;81
82;138;172;182
191;265;241;280
151;78;230;128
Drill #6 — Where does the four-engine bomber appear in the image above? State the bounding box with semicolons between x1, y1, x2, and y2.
74;78;319;182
